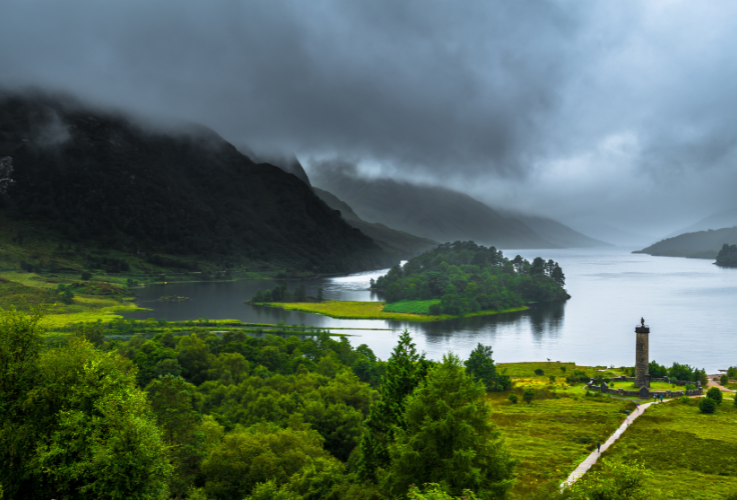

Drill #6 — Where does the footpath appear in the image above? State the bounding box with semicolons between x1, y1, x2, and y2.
562;400;657;487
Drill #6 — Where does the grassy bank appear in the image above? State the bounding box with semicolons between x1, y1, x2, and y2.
486;362;633;498
598;395;737;499
255;299;528;322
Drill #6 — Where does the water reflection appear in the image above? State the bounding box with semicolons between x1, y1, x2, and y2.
124;247;737;371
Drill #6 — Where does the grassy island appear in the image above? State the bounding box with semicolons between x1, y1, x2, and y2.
254;299;528;322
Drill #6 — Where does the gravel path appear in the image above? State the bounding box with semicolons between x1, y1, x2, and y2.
562;401;657;487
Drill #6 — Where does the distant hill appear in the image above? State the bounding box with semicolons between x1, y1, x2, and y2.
635;227;737;259
0;91;395;274
310;166;556;249
666;206;737;238
496;212;611;248
313;187;438;258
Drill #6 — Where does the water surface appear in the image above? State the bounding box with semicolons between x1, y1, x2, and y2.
126;248;737;372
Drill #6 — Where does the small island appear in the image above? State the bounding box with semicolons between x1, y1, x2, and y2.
249;241;569;322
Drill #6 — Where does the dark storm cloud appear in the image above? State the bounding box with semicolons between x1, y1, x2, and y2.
2;0;737;238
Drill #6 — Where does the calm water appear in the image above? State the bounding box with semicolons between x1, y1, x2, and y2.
125;248;737;372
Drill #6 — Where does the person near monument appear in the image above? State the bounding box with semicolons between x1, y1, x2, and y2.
597;442;601;453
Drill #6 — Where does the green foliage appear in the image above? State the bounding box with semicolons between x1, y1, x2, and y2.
374;241;568;316
407;483;479;499
707;387;724;404
508;394;518;404
317;287;324;302
565;460;651;500
383;299;442;315
383;353;516;499
534;368;544;376
699;396;717;413
201;427;333;500
359;330;430;482
464;343;510;392
0;307;46;498
147;375;205;496
80;270;92;280
5;333;172;500
523;389;535;404
720;374;729;386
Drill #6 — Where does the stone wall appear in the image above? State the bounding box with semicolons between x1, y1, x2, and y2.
586;381;703;398
606;375;700;387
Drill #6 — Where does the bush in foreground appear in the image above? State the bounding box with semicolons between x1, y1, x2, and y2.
707;387;723;404
699;397;717;414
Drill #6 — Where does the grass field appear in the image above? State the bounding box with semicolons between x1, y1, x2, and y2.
256;300;528;322
485;362;634;498
382;299;441;314
597;395;737;499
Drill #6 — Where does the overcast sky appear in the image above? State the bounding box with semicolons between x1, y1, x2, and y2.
2;0;737;239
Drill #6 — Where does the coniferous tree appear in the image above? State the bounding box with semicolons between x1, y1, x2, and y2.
464;343;498;392
383;353;516;499
358;330;429;482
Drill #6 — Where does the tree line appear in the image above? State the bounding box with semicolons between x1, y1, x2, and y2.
373;241;568;316
0;309;524;500
716;243;737;267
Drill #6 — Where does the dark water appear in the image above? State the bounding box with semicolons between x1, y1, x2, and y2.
126;248;737;372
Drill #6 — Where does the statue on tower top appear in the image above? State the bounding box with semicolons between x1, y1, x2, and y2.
641;317;645;327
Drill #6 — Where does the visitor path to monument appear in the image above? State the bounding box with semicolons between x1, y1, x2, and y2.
562;400;658;487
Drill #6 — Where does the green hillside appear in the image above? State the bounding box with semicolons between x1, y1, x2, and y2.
0;92;396;275
635;227;737;259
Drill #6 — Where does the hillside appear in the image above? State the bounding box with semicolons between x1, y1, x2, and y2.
0;92;395;274
666;206;737;238
310;166;556;249
497;212;611;248
313;187;438;258
635;227;737;259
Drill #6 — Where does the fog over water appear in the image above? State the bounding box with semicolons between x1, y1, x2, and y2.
3;1;737;239
128;248;737;373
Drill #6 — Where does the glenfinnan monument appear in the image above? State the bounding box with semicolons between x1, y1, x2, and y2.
635;317;650;388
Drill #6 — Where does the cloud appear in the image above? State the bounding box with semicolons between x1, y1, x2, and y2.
2;0;737;235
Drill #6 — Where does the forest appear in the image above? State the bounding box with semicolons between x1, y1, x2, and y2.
373;241;568;316
0;308;524;500
716;243;737;267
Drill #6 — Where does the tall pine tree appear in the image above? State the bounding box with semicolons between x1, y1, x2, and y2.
357;330;430;482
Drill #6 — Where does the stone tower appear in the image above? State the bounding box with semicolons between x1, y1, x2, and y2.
635;321;650;388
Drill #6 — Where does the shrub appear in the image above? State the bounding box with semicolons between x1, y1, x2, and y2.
548;375;556;383
560;366;566;373
534;369;544;376
508;394;518;404
707;387;723;404
522;389;535;404
80;271;92;280
699;397;717;414
685;384;696;390
721;374;729;386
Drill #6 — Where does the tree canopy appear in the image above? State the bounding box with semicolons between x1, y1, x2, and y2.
374;241;568;316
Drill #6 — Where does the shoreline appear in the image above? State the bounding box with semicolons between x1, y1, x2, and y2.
253;299;528;322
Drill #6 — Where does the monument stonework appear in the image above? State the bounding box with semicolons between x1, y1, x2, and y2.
635;319;650;388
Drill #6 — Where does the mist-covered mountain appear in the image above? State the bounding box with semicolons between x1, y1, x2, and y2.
0;92;395;273
310;164;606;249
666;206;737;238
635;227;737;259
313;187;438;258
496;211;611;248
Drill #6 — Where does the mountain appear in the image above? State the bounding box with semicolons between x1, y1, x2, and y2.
0;91;395;274
634;227;737;259
313;187;438;257
310;166;556;249
496;211;611;248
666;206;737;238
